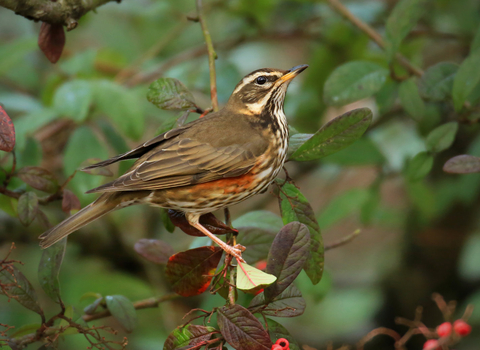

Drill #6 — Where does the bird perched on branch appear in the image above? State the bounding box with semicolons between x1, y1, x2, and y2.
39;64;308;261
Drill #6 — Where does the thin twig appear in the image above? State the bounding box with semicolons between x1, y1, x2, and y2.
196;0;219;111
326;0;424;77
324;229;360;251
82;294;179;322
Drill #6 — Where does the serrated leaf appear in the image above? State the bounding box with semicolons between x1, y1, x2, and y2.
263;319;301;350
134;239;174;264
399;78;425;121
426;122;458;153
147;78;196;111
276;182;324;285
419;62;458;101
0;105;15;152
406;151;434;181
62;189;81;214
165;246;222;297
53;80;93;122
236;261;277;293
164;324;216;350
291;108;372;162
0;265;44;316
105;295;137;332
452;52;480;111
324;62;388;106
38;238;66;303
250;284;305;318
38;22;65;64
385;0;427;59
17;167;59;193
264;222;310;301
160;208;175;233
93;80;145;140
443;155;480;174
217;304;271;350
17;192;38;226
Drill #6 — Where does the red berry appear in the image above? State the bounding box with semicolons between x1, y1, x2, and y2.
271;345;283;350
436;322;452;337
423;339;440;350
453;319;472;336
256;260;267;271
275;338;289;350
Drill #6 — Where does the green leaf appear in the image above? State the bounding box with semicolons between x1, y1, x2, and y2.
17;167;59;193
287;133;313;159
147;78;196;111
264;222;310;301
17;191;38;226
385;0;427;58
318;188;371;229
419;62;458;101
93;80;145;140
53;80;93;122
160;208;176;233
233;210;283;232
406;151;434;181
236;226;277;264
324;61;388;106
165;246;222;297
443;155;480;174
105;295;137;332
291;108;373;162
38;238;66;303
263;318;301;350
472;25;480;53
0;38;37;77
277;182;324;285
250;284;305;318
10;323;41;338
452;52;480;111
134;239;174;264
236;261;277;293
164;324;216;350
13;108;59;151
217;304;271;350
399;78;425;121
321;137;386;166
426;122;458;153
0;265;44;316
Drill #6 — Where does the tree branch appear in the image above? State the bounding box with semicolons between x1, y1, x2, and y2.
196;0;219;111
326;0;424;77
0;0;119;30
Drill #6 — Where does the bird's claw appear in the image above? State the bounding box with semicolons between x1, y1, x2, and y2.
226;244;246;263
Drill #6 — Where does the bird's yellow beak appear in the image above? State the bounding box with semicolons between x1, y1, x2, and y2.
280;64;309;82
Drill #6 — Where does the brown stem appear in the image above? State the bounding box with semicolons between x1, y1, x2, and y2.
325;0;424;77
196;0;219;111
324;229;360;251
82;294;179;322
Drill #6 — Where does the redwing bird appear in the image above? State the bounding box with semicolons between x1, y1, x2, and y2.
39;64;308;261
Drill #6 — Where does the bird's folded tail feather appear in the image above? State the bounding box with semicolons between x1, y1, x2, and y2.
39;196;117;249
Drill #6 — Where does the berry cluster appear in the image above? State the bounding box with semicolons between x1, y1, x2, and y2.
271;338;289;350
423;320;472;350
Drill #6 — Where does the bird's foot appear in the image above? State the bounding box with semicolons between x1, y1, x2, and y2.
225;244;246;263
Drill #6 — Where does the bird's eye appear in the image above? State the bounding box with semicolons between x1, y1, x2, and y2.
256;76;267;85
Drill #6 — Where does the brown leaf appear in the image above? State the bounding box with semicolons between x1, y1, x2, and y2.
0;105;15;152
17;167;59;193
168;210;237;237
38;22;65;64
62;189;81;214
134;239;174;264
443;154;480;174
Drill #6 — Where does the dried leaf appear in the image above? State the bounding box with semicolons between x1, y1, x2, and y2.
164;324;216;350
0;105;15;152
17;167;59;193
165;246;223;297
17;191;38;227
0;265;44;316
38;238;66;303
105;295;137;332
134;239;174;264
38;22;65;64
264;222;310;302
217;304;271;350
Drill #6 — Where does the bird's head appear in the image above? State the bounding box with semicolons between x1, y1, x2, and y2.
226;64;308;115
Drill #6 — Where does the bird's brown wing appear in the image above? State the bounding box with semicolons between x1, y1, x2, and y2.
86;132;268;193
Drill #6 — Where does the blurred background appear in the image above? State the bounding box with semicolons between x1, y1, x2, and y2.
1;0;480;349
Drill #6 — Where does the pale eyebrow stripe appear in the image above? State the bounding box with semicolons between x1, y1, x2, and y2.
233;71;283;94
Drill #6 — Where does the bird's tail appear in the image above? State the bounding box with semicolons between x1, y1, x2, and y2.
39;194;118;249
